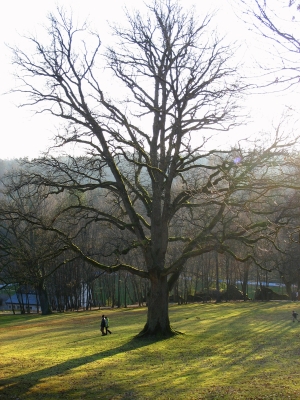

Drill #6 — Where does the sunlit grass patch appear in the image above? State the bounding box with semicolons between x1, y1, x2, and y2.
1;302;300;399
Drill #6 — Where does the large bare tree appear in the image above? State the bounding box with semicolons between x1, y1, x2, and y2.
9;0;298;336
0;181;70;314
239;0;300;88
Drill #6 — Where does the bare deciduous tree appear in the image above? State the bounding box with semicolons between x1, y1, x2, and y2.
239;0;300;87
9;1;299;336
0;181;71;314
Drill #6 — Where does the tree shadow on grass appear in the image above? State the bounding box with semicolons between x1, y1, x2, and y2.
0;336;169;399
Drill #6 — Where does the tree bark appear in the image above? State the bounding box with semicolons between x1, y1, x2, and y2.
137;274;176;338
36;282;52;315
241;263;250;301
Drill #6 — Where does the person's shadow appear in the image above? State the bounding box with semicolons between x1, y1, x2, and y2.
0;336;158;398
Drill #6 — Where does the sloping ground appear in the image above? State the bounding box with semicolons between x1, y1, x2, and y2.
1;302;300;399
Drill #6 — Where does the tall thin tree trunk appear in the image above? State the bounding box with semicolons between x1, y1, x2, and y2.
36;281;52;315
124;274;127;308
117;270;121;308
241;262;250;301
215;253;221;303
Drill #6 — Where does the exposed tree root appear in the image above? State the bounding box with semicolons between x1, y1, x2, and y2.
134;323;182;339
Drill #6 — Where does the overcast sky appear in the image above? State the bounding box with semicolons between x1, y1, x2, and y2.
0;0;298;159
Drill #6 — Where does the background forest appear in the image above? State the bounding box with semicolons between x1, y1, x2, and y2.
1;153;300;315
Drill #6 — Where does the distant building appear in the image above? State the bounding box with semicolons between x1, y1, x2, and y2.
5;293;39;312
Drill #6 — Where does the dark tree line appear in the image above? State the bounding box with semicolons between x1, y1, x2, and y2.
2;145;300;315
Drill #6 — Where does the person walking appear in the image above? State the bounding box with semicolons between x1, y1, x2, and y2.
292;310;299;322
100;315;106;335
105;316;112;334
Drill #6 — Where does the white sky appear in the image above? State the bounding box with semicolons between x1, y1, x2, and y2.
0;0;298;159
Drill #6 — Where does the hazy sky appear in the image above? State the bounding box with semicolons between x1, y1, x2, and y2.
0;0;298;159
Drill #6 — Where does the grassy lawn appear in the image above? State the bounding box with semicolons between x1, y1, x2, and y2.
1;301;300;399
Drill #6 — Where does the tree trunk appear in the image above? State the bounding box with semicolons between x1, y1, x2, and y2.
36;282;52;315
137;274;176;338
285;282;292;299
117;270;121;308
215;253;221;303
241;262;250;301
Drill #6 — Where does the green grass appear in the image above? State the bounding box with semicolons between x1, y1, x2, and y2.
1;302;300;399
